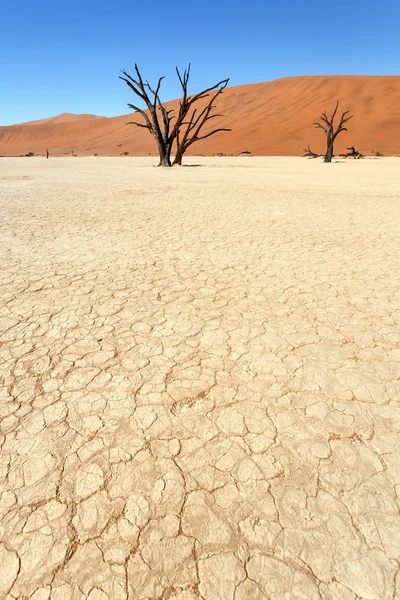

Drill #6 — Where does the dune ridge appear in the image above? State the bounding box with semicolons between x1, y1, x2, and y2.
16;113;106;126
1;75;399;156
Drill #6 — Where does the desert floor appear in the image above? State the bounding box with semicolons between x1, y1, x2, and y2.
0;156;399;600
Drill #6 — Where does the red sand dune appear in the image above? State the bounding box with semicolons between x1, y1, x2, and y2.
17;113;105;127
1;76;399;157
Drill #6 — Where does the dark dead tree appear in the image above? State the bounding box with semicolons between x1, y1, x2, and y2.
120;65;173;166
172;67;230;165
119;64;230;167
303;145;321;159
340;146;364;159
46;148;49;159
314;101;353;163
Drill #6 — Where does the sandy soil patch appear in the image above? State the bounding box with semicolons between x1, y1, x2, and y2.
0;157;399;599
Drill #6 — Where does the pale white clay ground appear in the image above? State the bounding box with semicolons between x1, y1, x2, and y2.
0;156;400;599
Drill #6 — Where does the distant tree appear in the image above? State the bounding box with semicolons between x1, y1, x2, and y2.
314;101;353;163
46;148;49;159
119;64;230;167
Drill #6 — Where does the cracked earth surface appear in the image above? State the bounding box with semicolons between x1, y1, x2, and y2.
0;156;399;599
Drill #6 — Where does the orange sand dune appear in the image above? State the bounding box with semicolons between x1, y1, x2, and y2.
1;76;399;156
16;113;106;126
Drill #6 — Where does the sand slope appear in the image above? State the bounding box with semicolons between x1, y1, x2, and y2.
1;76;399;156
15;112;105;127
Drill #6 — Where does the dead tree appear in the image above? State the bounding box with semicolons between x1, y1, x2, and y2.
340;146;364;159
120;66;173;166
46;148;49;159
172;67;231;165
119;64;230;167
303;145;321;159
314;101;353;163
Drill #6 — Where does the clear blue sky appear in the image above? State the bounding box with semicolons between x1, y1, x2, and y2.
1;0;399;125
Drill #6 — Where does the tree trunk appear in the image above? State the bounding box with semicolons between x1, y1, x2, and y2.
173;151;183;166
324;137;334;163
157;144;172;167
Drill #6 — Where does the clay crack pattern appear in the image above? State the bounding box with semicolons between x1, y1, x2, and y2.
0;157;399;599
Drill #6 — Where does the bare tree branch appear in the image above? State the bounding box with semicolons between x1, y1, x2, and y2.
126;121;149;129
340;146;364;159
303;145;321;159
195;128;232;141
120;66;173;165
172;75;230;165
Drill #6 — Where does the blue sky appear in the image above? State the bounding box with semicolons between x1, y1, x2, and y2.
1;0;399;125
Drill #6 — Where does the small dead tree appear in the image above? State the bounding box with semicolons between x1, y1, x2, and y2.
314;101;353;163
303;145;321;159
119;64;230;167
340;146;364;159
